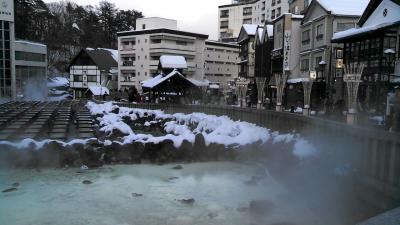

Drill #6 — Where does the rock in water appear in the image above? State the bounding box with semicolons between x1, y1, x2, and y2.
132;193;143;197
80;165;89;170
177;198;195;205
171;165;183;170
82;180;92;185
2;188;17;193
208;212;218;219
12;182;20;187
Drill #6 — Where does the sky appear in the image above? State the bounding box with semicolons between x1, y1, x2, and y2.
43;0;233;40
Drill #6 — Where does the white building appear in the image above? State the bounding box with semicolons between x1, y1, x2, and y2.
218;0;289;42
15;40;48;99
117;17;208;91
0;0;15;99
69;48;118;99
205;41;240;89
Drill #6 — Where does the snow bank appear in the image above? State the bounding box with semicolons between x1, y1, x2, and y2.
47;77;69;88
86;102;319;159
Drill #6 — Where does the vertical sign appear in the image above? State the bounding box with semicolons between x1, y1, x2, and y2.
283;30;291;71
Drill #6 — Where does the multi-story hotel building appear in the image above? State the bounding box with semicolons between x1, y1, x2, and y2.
15;40;47;99
117;17;208;91
204;41;240;89
218;0;289;42
0;0;15;99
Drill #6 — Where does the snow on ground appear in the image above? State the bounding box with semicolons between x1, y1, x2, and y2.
86;102;319;158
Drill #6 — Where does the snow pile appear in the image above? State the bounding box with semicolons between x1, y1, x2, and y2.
47;77;69;88
86;102;319;159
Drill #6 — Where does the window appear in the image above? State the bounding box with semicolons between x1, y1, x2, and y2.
336;22;355;32
220;21;228;29
243;7;252;16
87;76;96;82
316;24;324;40
272;0;276;6
142;24;146;30
15;51;46;62
277;7;281;17
176;41;187;46
301;59;309;71
243;18;252;24
277;0;281;3
220;10;229;18
74;75;83;82
271;10;276;19
302;30;310;44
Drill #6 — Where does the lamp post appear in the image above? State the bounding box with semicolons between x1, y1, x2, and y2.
255;77;267;109
344;63;364;125
275;72;288;112
384;48;396;126
303;70;316;116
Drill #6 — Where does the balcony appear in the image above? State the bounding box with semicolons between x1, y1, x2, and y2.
122;61;134;67
220;14;229;18
220;25;229;29
120;46;135;52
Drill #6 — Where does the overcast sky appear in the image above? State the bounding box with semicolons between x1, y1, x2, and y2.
43;0;232;40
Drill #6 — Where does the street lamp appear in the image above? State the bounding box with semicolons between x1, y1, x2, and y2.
302;70;316;116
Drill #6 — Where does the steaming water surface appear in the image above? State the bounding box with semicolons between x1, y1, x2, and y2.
0;163;325;225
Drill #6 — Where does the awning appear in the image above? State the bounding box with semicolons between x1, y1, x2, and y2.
88;86;110;96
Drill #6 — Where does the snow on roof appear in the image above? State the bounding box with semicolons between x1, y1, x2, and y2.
257;27;264;41
15;40;46;47
332;21;398;41
317;0;369;16
243;24;261;36
142;70;194;89
266;25;274;38
188;78;210;87
384;48;396;54
88;86;110;96
98;48;119;62
159;55;187;69
287;78;311;84
209;84;220;89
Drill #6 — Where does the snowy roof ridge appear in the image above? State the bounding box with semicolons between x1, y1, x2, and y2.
142;69;195;89
243;24;263;36
159;55;187;69
15;40;47;47
317;0;370;16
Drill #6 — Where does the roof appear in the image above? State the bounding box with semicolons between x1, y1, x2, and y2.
142;70;196;89
265;25;274;38
332;21;400;41
206;40;239;48
117;28;209;39
159;55;187;69
15;40;47;48
257;27;264;42
219;0;259;8
243;24;260;36
358;0;400;26
88;86;110;96
69;49;118;72
317;0;370;16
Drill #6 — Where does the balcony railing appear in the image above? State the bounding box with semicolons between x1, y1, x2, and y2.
122;61;134;67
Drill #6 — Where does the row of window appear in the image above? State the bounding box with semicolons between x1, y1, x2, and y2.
15;51;46;62
300;56;325;72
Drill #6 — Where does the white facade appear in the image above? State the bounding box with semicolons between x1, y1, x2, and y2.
218;0;289;41
205;41;239;90
15;41;48;99
117;18;208;91
0;0;15;99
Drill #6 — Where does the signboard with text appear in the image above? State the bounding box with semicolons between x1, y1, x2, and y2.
0;0;13;22
283;30;291;71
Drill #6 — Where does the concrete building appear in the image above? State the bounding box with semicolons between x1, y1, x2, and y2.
117;17;208;91
0;0;15;99
69;48;118;99
204;40;239;90
15;40;48;99
288;0;310;15
218;0;289;42
299;0;369;105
